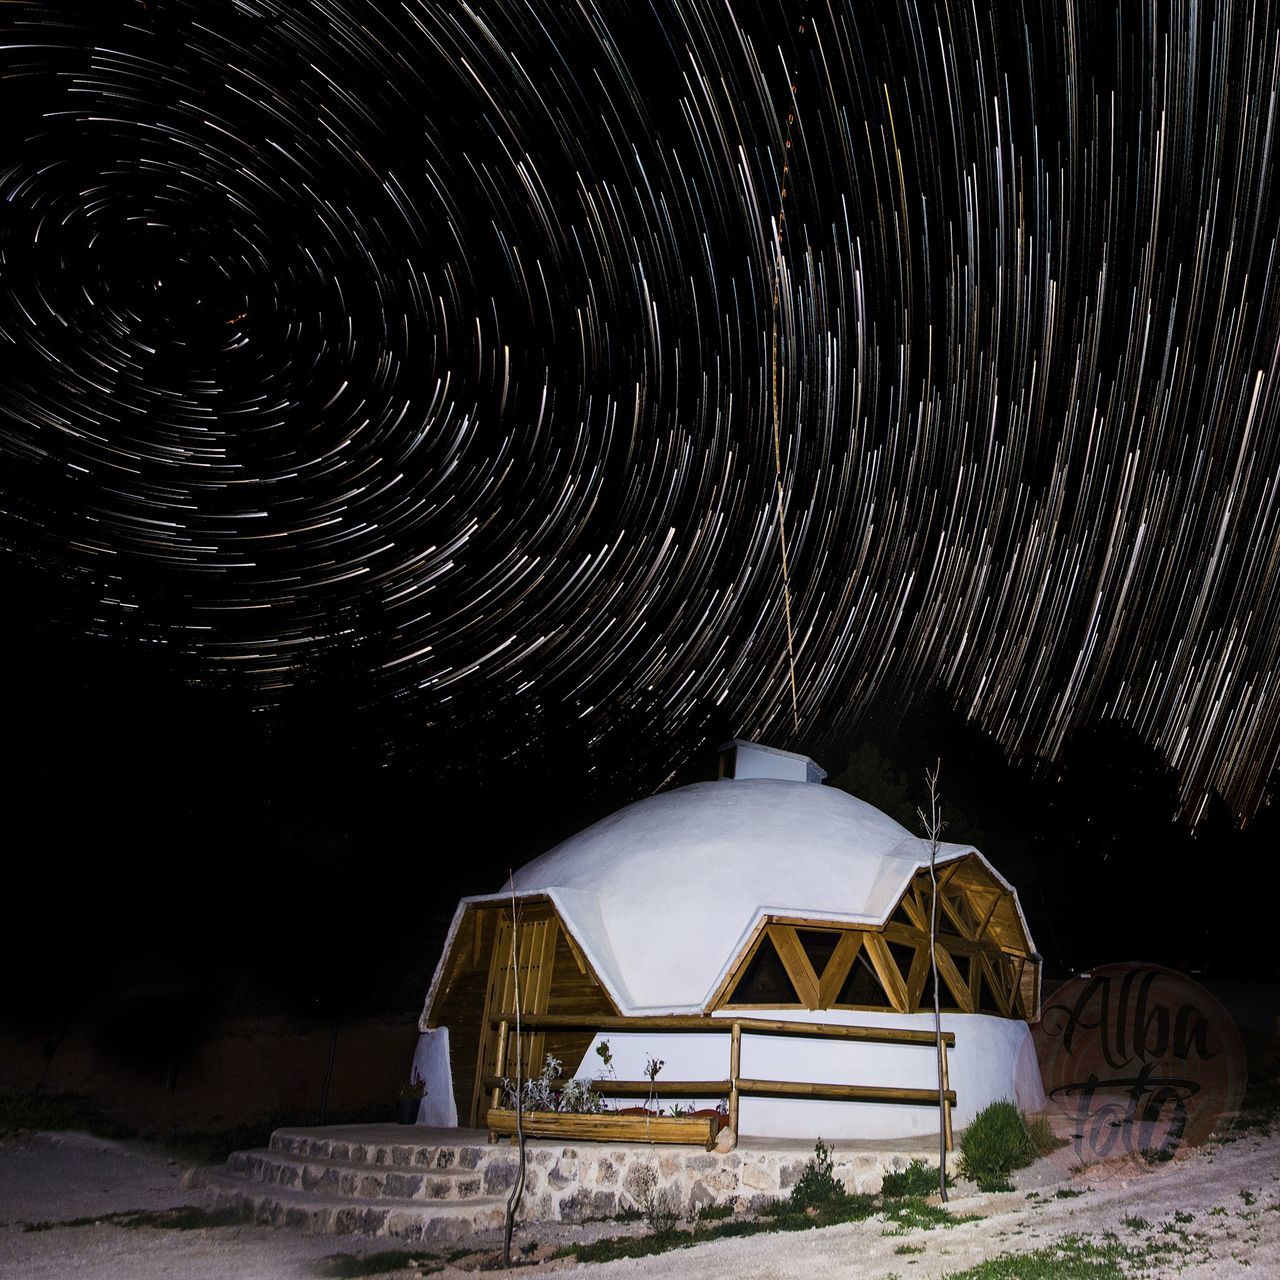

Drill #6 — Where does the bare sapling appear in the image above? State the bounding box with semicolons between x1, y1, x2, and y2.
918;762;949;1203
502;871;527;1267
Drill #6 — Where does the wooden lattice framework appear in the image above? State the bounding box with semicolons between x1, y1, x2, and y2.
710;855;1040;1021
424;896;620;1127
427;856;1038;1125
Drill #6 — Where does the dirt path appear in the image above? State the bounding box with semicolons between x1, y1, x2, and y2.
2;1127;1276;1279
561;1129;1279;1279
0;1131;387;1280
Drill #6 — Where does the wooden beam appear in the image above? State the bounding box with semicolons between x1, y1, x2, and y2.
935;943;975;1014
707;918;768;1010
862;933;911;1013
973;891;1002;941
736;1078;956;1105
818;932;862;1008
938;890;975;940
766;924;821;1008
489;1011;955;1046
482;1077;731;1096
486;1108;720;1150
975;952;1011;1017
898;888;928;932
905;942;931;1009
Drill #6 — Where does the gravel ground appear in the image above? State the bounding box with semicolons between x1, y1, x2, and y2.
2;1126;1277;1279
0;1131;394;1280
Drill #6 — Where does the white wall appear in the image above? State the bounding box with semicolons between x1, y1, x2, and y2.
570;1010;1045;1140
410;1027;458;1127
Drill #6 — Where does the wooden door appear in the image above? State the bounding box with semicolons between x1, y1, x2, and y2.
470;907;558;1125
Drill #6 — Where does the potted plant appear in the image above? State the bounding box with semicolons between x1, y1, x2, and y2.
397;1072;426;1125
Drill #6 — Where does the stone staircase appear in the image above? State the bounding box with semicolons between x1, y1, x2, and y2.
197;1122;946;1240
197;1126;518;1242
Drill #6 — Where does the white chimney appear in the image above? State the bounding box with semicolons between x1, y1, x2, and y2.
718;739;826;784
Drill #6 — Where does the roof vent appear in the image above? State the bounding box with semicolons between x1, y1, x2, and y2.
718;739;826;784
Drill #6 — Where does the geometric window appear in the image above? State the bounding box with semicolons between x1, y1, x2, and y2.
715;856;1036;1020
796;928;841;978
976;960;1004;1014
888;900;917;929
834;948;895;1009
729;934;801;1005
918;962;967;1012
886;940;917;982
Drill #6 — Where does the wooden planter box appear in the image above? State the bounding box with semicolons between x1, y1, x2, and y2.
486;1107;719;1150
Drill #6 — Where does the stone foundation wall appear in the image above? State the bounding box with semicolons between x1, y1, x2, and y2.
499;1141;943;1223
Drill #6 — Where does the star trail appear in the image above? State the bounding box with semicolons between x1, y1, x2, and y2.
3;0;1280;821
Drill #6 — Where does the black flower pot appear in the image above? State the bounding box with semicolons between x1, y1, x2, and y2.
396;1096;421;1125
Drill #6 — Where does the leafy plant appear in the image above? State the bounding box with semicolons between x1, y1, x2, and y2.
958;1100;1039;1191
881;1157;951;1199
783;1138;852;1212
501;1054;604;1114
595;1040;614;1072
399;1072;426;1101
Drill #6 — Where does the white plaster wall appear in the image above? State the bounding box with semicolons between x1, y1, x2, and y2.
410;1027;458;1128
571;1011;1046;1140
732;746;810;782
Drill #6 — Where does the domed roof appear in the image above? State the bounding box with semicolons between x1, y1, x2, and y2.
455;777;1022;1014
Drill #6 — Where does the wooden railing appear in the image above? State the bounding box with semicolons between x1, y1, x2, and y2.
486;1012;956;1150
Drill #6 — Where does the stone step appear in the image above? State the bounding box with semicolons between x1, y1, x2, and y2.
268;1128;493;1173
227;1148;518;1202
200;1169;509;1241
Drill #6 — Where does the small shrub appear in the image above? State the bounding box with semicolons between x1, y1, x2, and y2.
628;1165;679;1235
958;1101;1038;1191
695;1203;733;1222
881;1158;949;1199
788;1138;849;1211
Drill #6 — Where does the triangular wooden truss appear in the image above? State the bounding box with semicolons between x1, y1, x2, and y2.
717;855;1038;1020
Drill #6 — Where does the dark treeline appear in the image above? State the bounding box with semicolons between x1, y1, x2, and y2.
3;562;1275;1057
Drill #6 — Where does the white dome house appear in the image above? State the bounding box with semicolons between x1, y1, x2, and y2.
416;740;1045;1144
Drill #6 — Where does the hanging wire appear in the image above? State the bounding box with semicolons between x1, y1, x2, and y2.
769;17;807;735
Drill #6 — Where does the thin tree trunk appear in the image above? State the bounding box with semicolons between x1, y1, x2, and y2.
502;873;527;1268
919;763;949;1203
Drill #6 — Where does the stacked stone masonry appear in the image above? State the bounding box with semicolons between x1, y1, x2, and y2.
199;1125;949;1238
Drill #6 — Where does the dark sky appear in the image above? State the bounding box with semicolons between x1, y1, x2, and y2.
3;2;1280;1008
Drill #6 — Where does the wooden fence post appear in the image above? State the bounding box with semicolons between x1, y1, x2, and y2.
490;1019;509;1139
728;1022;742;1136
939;1037;953;1154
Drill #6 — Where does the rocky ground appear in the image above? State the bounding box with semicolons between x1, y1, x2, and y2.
2;1123;1277;1279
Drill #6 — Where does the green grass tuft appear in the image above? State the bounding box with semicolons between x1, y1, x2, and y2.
24;1206;249;1233
941;1234;1143;1278
320;1250;442;1277
881;1157;951;1198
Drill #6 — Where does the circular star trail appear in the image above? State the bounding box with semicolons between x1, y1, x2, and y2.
3;0;1280;820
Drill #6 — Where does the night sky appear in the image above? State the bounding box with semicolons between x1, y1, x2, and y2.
4;1;1280;1011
